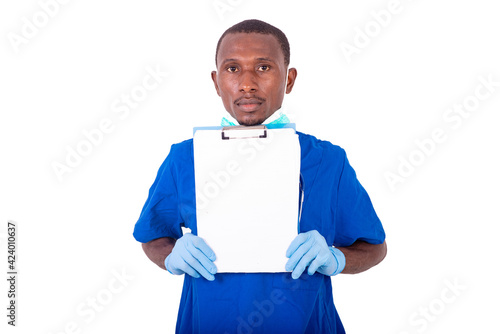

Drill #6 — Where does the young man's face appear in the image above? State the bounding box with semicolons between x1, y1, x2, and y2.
212;32;297;126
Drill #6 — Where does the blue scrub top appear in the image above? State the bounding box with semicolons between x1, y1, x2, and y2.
133;131;386;334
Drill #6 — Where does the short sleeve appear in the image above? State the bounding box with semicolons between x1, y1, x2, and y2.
132;145;184;243
332;151;386;247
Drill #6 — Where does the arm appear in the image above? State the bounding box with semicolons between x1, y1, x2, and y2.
337;240;387;274
142;237;176;270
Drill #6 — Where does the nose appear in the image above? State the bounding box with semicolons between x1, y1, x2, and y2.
239;70;258;93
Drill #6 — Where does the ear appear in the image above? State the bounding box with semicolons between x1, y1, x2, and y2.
285;68;297;94
211;71;221;96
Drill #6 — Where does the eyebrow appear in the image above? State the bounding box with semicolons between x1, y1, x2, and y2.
221;58;238;64
220;57;276;65
255;57;275;62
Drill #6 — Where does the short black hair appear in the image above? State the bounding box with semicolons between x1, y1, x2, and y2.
215;19;290;67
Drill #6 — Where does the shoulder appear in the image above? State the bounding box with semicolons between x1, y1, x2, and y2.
169;138;193;155
297;131;346;160
155;138;193;175
166;138;193;163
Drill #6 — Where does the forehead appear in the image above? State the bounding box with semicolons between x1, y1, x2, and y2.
217;32;285;66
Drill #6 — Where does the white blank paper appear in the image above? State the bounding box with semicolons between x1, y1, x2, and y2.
194;126;300;273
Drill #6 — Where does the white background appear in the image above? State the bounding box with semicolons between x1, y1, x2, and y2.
1;0;499;333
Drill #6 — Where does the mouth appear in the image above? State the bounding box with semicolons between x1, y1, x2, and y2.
235;97;265;113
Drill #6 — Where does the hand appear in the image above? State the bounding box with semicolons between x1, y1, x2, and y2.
165;233;217;281
285;230;345;279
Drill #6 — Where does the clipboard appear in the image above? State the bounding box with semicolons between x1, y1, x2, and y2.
193;124;301;273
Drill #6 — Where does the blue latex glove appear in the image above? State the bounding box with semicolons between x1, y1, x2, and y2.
285;230;346;279
165;233;217;281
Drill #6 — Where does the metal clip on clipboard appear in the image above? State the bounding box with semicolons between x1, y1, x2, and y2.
221;125;267;140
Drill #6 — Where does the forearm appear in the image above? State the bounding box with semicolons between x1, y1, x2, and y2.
337;240;387;274
142;237;177;270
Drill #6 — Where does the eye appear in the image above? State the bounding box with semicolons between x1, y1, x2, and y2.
226;66;238;73
258;65;271;72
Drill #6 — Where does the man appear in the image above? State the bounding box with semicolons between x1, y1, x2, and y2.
133;19;387;333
